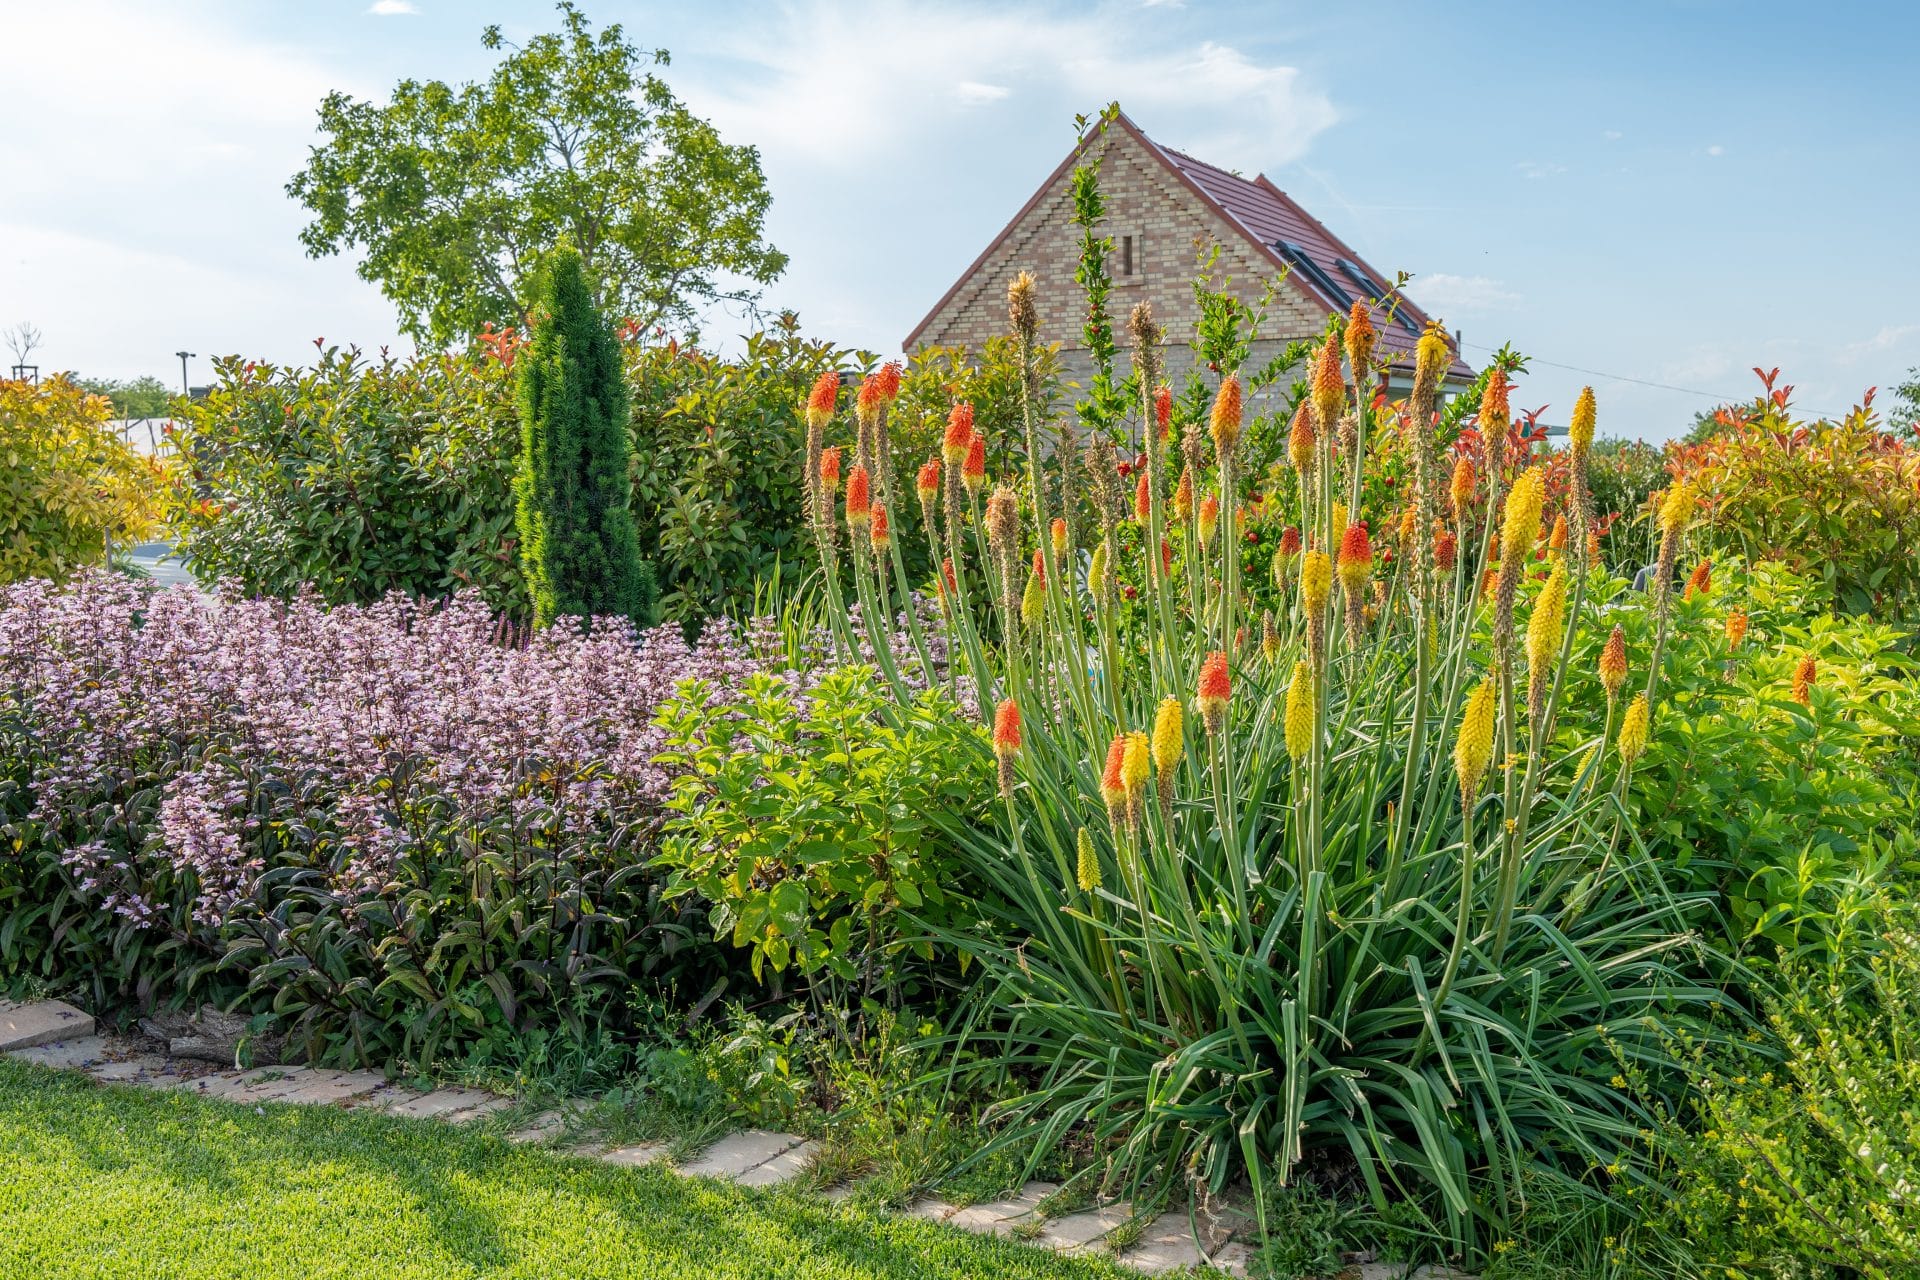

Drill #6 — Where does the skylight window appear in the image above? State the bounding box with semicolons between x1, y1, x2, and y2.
1274;242;1351;310
1337;258;1421;334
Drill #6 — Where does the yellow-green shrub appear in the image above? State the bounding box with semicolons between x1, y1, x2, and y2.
0;376;165;584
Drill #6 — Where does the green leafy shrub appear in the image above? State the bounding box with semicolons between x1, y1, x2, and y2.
655;668;989;987
625;320;845;621
515;245;657;627
0;376;165;585
1661;919;1920;1278
1552;561;1920;969
167;344;527;614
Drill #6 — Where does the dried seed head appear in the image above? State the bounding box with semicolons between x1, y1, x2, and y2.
1792;652;1817;705
1261;609;1281;664
1009;271;1040;342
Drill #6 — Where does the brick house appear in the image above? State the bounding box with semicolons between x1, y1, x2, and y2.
904;112;1471;397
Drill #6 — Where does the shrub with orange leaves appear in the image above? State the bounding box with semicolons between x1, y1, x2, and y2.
1672;367;1920;619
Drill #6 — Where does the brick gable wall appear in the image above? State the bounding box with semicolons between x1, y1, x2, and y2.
909;129;1332;387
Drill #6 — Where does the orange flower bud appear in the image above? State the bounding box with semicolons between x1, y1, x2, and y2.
1450;455;1475;519
1685;558;1712;599
1198;494;1220;545
943;403;974;464
820;446;842;493
1337;521;1372;595
1134;470;1151;523
1726;609;1749;652
1287;400;1315;474
1311;341;1345;434
1345;300;1377;376
1173;466;1195;524
874;360;902;402
845;466;871;528
1031;546;1047;587
1050;517;1067;559
1100;734;1129;826
1196;650;1231;736
1210;375;1243;455
869;502;890;550
1599;624;1628;700
806;369;839;430
1435;530;1458;572
1154;383;1173;441
1792;652;1817;705
1548;513;1568;555
916;459;940;501
963;433;987;496
993;699;1022;757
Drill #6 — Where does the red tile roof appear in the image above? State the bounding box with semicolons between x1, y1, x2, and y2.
905;112;1474;380
1134;128;1472;378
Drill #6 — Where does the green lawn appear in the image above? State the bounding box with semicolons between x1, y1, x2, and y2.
0;1060;1126;1280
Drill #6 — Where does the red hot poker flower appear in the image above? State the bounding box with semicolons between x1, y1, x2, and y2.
1154;383;1173;441
1196;651;1231;735
845;466;871;528
1792;652;1817;705
1135;470;1151;523
874;360;903;402
963;434;987;494
806;370;839;430
943;403;975;464
916;459;940;500
993;699;1022;756
819;446;842;493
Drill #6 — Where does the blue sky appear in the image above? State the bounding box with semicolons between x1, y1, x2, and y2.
4;0;1916;439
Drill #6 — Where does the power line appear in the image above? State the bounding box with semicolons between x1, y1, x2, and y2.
1456;340;1850;423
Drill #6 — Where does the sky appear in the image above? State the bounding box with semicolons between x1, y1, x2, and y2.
3;0;1917;441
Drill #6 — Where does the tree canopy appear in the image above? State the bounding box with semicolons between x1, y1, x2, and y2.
286;2;786;346
75;375;173;420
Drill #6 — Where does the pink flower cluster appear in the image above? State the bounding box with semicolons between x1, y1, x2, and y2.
0;573;777;929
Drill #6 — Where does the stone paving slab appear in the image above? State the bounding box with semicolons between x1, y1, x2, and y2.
904;1197;957;1223
599;1143;669;1167
442;1096;510;1123
943;1181;1060;1236
0;999;95;1051
380;1087;498;1120
1033;1202;1133;1252
86;1053;181;1084
1114;1211;1213;1274
271;1069;387;1106
733;1139;822;1188
179;1068;314;1104
506;1110;569;1144
678;1129;804;1181
6;1035;110;1069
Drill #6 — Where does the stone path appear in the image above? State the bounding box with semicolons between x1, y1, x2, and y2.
5;997;1468;1277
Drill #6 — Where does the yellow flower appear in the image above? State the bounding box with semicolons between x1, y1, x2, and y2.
1301;549;1332;613
1569;386;1596;455
1020;562;1046;629
1526;560;1569;671
1501;467;1545;558
1122;731;1151;798
1618;694;1650;766
1075;827;1101;892
1659;480;1696;540
1089;539;1110;600
1331;500;1349;552
1151;697;1184;776
1415;324;1450;388
1454;679;1498;804
1284;660;1314;762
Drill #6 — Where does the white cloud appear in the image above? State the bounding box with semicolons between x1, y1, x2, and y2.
1837;324;1920;364
1405;273;1521;314
1602;129;1622;140
956;81;1011;106
1706;144;1725;157
367;0;419;13
686;3;1335;172
1515;160;1567;180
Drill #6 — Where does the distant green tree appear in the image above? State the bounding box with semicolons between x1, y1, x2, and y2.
75;375;173;420
514;246;657;628
286;2;785;346
1891;364;1920;441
